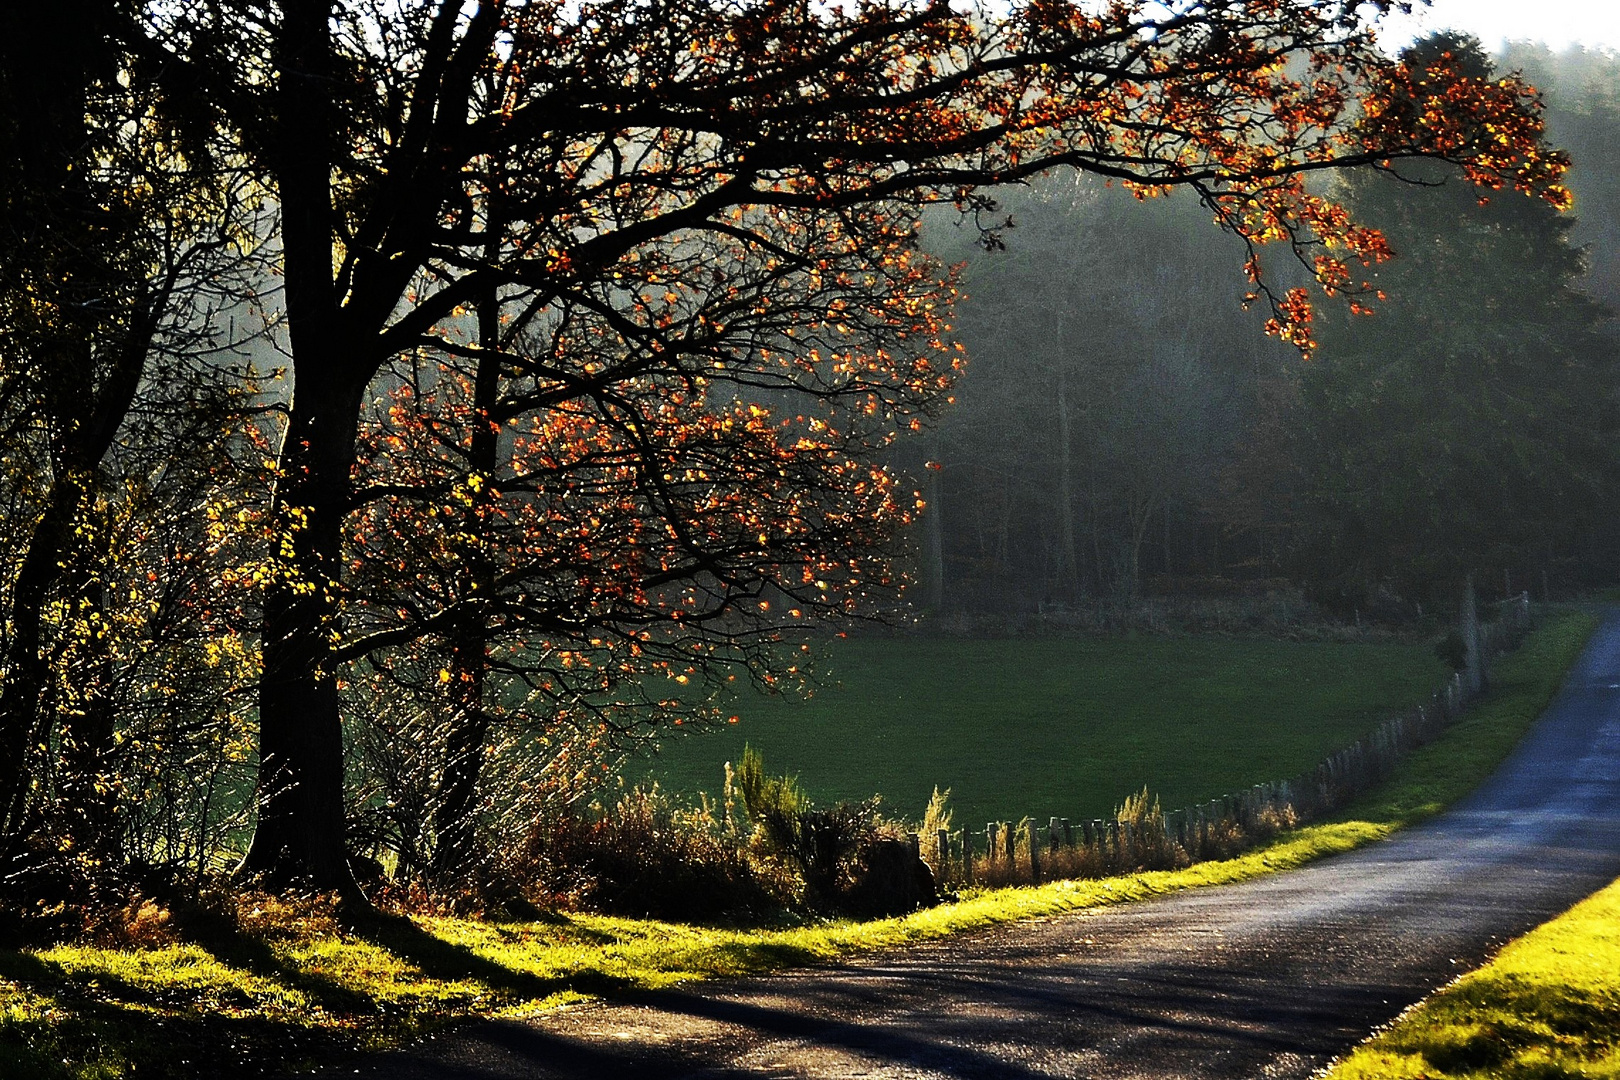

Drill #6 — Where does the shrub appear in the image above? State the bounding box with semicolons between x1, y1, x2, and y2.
1115;786;1183;871
841;830;937;917
734;744;807;825
919;786;952;867
1435;629;1469;672
760;799;879;908
512;782;792;922
490;747;938;922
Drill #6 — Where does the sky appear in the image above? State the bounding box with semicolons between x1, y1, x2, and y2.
1378;0;1620;54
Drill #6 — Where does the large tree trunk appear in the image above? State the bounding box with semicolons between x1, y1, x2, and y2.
429;625;491;886
239;376;366;894
237;0;367;897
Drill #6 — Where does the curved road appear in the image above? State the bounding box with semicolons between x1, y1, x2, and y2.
341;611;1620;1080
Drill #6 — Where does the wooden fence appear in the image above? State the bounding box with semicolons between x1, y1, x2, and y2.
911;593;1533;890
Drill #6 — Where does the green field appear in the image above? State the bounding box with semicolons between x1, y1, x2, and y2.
640;636;1451;827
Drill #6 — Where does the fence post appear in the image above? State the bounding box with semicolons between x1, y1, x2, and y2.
1061;817;1073;848
962;828;973;885
1029;822;1040;882
937;828;950;875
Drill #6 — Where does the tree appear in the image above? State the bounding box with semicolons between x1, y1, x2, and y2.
123;0;1570;895
923;177;1285;613
0;2;270;879
1285;36;1618;606
341;201;958;885
1498;43;1620;313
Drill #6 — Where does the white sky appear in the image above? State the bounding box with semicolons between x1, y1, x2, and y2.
1378;0;1620;53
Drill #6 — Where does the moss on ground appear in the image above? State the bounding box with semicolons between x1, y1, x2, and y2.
0;611;1599;1079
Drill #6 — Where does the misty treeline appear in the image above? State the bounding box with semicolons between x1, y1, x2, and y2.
916;38;1620;623
0;0;1581;924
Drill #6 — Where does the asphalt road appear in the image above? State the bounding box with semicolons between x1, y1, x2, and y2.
336;611;1620;1080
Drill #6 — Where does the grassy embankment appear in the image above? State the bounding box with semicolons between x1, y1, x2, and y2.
646;635;1451;826
1324;871;1620;1079
0;612;1598;1079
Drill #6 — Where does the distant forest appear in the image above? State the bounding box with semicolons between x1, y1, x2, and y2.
911;40;1620;622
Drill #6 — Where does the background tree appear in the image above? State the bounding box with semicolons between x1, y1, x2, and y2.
1499;43;1620;313
921;178;1289;614
0;2;271;888
1280;35;1619;609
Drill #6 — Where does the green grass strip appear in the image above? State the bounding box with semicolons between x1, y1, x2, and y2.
0;611;1599;1080
1322;874;1620;1079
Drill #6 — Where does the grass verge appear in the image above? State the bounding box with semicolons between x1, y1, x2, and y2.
1322;873;1620;1079
0;611;1599;1080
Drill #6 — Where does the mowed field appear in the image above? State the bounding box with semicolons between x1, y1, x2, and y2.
641;636;1451;828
